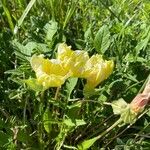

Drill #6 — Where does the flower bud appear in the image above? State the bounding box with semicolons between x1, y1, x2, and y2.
130;94;149;113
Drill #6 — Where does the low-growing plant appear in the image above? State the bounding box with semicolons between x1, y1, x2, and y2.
1;0;150;149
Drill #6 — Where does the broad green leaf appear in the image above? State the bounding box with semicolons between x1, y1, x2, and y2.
111;99;137;124
44;20;58;42
94;25;110;54
43;109;52;133
111;98;128;115
25;42;50;53
121;106;137;124
78;136;99;150
25;42;37;52
66;77;78;99
12;40;32;60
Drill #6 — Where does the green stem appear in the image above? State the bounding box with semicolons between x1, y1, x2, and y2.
54;87;60;100
78;119;122;149
2;0;14;32
96;118;122;140
38;91;45;150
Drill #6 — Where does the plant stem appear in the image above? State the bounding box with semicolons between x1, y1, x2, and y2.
2;0;14;32
54;87;60;100
38;91;45;150
96;118;122;140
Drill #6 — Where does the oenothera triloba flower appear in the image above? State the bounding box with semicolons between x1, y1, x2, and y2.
57;43;114;87
30;43;114;91
30;55;70;89
83;54;114;90
57;43;89;77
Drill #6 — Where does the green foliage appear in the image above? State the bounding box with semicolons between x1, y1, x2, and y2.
1;0;150;149
110;98;137;124
94;25;111;54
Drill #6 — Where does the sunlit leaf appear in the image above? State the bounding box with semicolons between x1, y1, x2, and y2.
43;109;52;133
111;98;128;115
94;25;110;54
78;136;99;150
66;77;78;99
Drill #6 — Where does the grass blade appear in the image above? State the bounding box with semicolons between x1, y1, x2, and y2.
14;0;36;34
2;0;14;32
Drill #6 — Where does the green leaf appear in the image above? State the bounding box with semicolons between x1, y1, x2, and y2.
111;99;137;124
25;42;37;52
0;131;9;146
14;0;36;34
12;40;32;61
121;106;137;124
63;119;86;127
25;42;50;53
94;25;110;54
78;136;99;150
44;20;58;44
43;109;52;133
135;27;150;55
2;1;14;32
23;78;43;91
111;98;128;115
66;77;78;99
63;1;77;29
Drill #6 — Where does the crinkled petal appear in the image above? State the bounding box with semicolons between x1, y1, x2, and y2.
57;43;89;77
30;55;70;89
57;43;73;60
37;73;67;89
84;55;114;88
31;55;68;76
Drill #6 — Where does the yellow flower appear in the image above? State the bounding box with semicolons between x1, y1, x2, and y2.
57;43;89;77
30;55;70;89
83;54;114;89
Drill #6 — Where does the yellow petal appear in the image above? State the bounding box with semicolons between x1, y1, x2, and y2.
57;43;73;60
57;43;89;77
30;55;70;89
84;55;114;88
31;55;68;76
71;50;89;77
37;73;66;89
